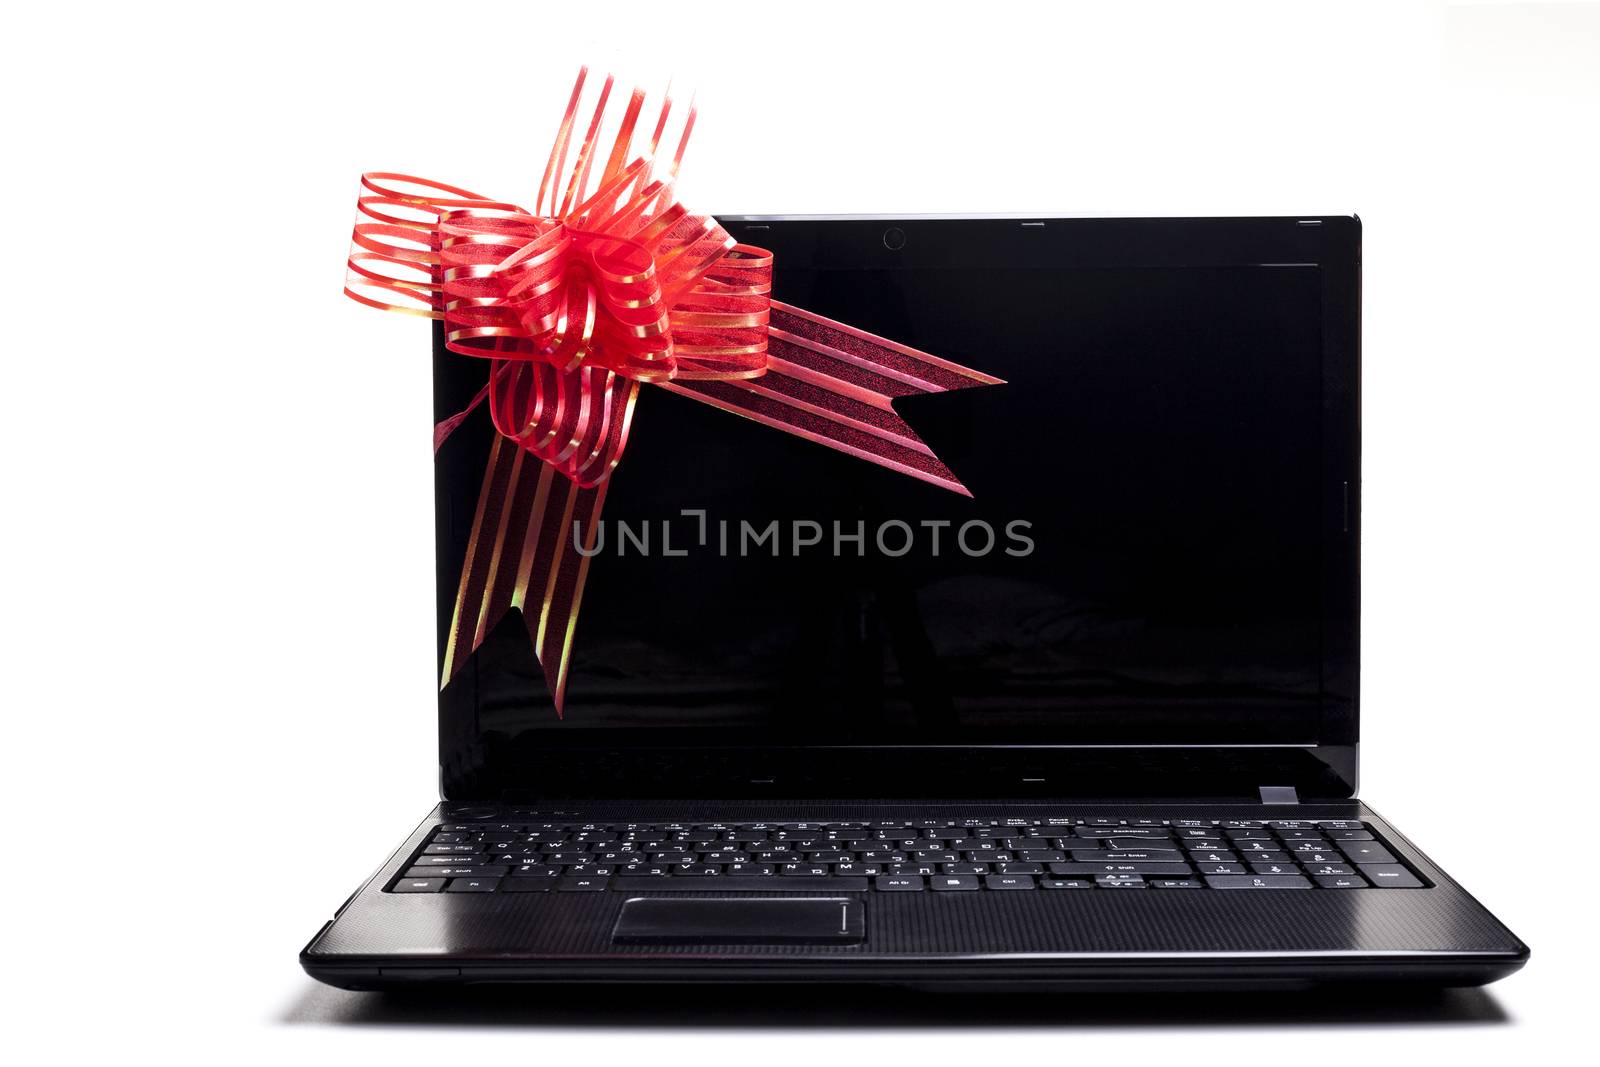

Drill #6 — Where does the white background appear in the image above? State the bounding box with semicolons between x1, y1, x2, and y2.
6;0;1598;1060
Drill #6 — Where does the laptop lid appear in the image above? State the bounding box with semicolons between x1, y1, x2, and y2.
431;216;1360;802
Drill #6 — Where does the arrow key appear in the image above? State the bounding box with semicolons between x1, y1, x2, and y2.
1095;875;1147;888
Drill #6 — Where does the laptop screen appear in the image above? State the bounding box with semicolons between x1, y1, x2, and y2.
435;218;1354;765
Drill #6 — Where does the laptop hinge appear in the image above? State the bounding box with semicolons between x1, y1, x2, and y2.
1259;785;1300;805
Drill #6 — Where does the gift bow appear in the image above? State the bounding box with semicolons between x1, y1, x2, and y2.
346;69;1001;714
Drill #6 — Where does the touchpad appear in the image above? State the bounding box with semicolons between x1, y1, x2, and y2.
613;897;865;944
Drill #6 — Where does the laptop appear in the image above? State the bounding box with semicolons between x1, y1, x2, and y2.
301;214;1528;990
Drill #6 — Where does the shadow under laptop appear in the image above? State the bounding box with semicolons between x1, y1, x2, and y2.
281;981;1509;1029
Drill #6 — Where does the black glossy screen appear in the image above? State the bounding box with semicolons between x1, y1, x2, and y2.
437;258;1328;748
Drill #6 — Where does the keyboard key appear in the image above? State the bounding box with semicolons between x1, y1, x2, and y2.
1094;875;1147;888
941;863;992;875
886;863;939;876
1152;879;1204;889
931;875;981;891
992;862;1044;875
1101;839;1179;851
614;876;868;892
1326;829;1374;841
446;877;500;892
508;864;558;878
1248;862;1302;876
489;851;538;863
724;863;775;876
747;845;795;858
1315;874;1368;888
1205;875;1312;889
1050;862;1192;876
598;851;646;870
392;877;444;893
877;876;924;891
1357;864;1424;887
1301;863;1355;876
556;876;609;891
1291;851;1346;865
1187;851;1239;865
404;865;504;879
985;875;1036;890
832;863;882;876
1176;839;1228;852
502;878;553;892
1340;843;1398;864
1041;878;1094;889
1176;827;1223;839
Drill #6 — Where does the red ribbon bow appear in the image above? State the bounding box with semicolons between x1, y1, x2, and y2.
346;69;1001;714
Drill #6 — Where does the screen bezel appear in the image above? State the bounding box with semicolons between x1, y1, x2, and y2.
436;215;1361;801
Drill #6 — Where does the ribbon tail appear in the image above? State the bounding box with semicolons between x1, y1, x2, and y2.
439;432;617;716
659;302;1004;496
434;382;491;454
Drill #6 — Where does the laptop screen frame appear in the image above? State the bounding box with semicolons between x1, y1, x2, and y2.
434;215;1361;802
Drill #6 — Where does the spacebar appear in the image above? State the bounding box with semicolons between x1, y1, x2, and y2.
612;877;869;892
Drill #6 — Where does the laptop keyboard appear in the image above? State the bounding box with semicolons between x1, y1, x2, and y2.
387;817;1428;893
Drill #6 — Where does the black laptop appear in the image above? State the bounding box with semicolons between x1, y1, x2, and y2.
301;215;1528;990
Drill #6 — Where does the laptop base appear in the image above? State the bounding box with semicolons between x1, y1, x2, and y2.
301;799;1527;992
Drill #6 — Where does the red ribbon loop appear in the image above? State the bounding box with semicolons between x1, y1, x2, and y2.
345;70;1002;713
